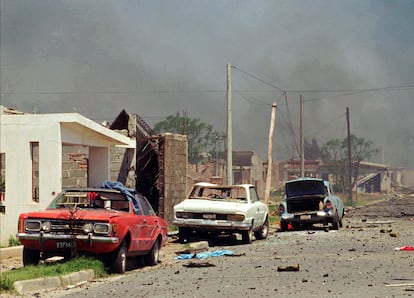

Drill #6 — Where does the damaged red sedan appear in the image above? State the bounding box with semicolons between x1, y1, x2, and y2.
17;181;168;273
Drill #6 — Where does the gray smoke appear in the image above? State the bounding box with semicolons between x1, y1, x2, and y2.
1;0;413;167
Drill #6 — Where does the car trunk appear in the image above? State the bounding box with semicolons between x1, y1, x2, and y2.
285;180;326;213
286;195;324;213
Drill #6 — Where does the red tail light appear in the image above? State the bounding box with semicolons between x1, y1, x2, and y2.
325;201;332;210
278;205;285;213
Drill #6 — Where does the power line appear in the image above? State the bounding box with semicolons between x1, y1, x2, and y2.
1;83;413;96
231;65;286;93
235;90;273;106
283;92;300;158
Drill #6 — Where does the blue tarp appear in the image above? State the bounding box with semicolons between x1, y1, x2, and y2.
101;180;136;202
174;250;235;260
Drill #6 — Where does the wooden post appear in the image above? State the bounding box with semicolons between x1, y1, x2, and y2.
265;103;277;205
226;64;233;185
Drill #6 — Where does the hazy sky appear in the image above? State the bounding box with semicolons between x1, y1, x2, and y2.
1;0;413;168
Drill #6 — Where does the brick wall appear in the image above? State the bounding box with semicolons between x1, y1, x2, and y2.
162;133;187;223
62;145;88;188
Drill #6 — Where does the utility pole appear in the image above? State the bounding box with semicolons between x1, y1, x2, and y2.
215;136;219;176
265;103;277;205
346;107;352;204
226;64;233;185
300;94;305;177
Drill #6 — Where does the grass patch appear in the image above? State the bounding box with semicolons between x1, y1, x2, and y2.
0;256;108;293
268;204;280;226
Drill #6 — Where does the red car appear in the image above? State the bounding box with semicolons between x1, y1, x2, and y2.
17;181;168;273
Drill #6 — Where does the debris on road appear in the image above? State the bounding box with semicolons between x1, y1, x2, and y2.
394;246;414;251
277;264;300;272
175;249;235;260
182;261;216;268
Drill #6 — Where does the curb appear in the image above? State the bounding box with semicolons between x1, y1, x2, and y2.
13;269;95;294
0;245;23;259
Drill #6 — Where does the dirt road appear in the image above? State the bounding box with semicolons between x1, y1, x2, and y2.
3;194;414;297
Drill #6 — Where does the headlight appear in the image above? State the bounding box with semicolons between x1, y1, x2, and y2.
94;223;111;234
176;212;192;219
41;221;51;232
25;220;41;232
83;223;94;233
227;214;245;221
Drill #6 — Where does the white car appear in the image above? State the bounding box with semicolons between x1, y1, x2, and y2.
173;182;269;244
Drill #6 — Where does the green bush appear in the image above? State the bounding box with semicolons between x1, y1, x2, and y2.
8;235;20;247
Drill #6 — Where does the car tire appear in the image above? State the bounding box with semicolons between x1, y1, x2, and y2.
254;217;269;240
23;247;40;266
178;227;189;244
280;221;288;232
111;241;127;274
332;213;340;230
241;227;253;244
145;239;160;266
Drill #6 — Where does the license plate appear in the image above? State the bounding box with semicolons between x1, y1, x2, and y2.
300;215;311;220
56;242;72;249
203;214;216;219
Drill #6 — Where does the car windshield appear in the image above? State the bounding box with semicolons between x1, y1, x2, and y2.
190;186;247;202
48;190;130;212
285;180;326;198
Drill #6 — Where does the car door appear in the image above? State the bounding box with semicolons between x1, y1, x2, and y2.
249;187;267;229
136;195;159;251
128;195;147;252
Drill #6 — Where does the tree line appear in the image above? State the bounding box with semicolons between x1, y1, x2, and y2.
154;113;379;192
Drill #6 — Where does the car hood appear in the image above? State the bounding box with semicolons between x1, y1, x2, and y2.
174;199;249;213
19;208;125;221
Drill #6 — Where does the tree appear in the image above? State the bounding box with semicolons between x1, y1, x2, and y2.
304;137;322;160
153;112;219;163
321;135;379;200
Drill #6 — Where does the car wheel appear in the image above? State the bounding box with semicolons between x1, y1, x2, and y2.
280;221;288;232
111;241;127;274
332;213;340;230
23;247;40;266
241;227;253;244
254;217;269;240
144;239;160;266
178;227;189;244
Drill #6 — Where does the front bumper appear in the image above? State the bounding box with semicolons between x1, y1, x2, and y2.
172;219;252;231
17;232;119;245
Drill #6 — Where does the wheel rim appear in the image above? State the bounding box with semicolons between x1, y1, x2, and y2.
153;242;159;263
120;250;126;272
262;221;269;237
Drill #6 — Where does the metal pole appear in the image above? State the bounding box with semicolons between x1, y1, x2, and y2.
226;64;233;185
346;107;352;204
300;94;304;177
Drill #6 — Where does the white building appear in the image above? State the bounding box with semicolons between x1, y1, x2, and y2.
0;106;135;246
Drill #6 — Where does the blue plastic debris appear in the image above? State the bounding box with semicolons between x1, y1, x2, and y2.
175;250;235;260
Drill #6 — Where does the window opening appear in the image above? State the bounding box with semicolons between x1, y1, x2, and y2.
31;142;39;203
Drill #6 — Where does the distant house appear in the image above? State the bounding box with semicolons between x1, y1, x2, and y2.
0;106;135;246
232;151;265;197
356;161;391;193
282;159;323;181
